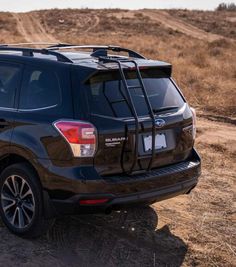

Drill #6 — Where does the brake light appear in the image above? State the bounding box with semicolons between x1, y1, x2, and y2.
54;120;97;157
190;107;197;140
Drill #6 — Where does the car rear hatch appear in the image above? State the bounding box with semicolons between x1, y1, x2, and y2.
80;60;194;176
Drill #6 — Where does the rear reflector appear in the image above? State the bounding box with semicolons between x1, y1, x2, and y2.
54;120;97;157
79;199;109;205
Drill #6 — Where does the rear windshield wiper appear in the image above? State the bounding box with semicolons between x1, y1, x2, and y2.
152;106;179;114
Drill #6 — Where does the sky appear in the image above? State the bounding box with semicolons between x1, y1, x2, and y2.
0;0;236;12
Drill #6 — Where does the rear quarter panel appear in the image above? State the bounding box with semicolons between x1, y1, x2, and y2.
11;60;74;162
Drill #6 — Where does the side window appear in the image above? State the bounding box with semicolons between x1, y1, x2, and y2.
0;62;21;108
19;67;61;110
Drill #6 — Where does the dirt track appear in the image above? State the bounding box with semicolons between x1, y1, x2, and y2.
0;117;235;267
144;10;222;42
11;13;58;43
113;10;222;42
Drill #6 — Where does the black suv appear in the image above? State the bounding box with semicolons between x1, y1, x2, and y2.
0;44;201;237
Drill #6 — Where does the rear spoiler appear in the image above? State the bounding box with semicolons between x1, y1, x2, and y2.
83;63;172;84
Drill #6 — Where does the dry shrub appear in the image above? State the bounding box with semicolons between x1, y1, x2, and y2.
209;47;222;56
191;52;209;68
208;38;231;49
134;12;150;21
209;143;227;153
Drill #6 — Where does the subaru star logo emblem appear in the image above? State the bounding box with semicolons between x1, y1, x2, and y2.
155;119;166;128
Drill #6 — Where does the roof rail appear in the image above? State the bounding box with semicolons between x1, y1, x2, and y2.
47;43;75;48
0;42;61;47
48;45;146;59
0;44;146;62
0;46;73;63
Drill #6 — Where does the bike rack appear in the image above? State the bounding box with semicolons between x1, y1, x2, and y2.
98;56;156;174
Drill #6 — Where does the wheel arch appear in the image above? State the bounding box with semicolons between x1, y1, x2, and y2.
0;153;55;219
0;153;40;183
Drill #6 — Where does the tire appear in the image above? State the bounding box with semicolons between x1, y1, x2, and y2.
0;163;53;238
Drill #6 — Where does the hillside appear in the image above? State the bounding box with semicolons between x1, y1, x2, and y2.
0;9;235;117
168;9;236;39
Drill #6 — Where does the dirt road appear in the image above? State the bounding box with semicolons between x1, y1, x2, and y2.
0;117;235;267
114;10;222;42
11;13;58;43
144;10;222;42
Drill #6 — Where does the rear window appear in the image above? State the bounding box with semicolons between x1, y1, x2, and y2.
85;69;185;117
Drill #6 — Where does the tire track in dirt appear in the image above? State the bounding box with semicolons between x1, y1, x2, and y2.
84;15;100;33
12;13;58;43
74;14;100;33
144;10;222;42
115;10;223;42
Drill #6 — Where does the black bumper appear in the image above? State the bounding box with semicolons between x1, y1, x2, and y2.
43;149;201;217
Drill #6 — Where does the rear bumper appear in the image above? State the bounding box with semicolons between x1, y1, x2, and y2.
50;177;198;216
42;149;201;217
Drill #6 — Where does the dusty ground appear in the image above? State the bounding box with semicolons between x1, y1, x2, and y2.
0;8;235;267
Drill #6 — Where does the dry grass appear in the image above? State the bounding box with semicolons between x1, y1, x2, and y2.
0;12;21;43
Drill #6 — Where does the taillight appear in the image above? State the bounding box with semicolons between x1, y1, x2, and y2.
54;120;97;157
190;107;197;140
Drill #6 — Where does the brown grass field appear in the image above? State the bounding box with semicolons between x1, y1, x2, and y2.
0;9;235;267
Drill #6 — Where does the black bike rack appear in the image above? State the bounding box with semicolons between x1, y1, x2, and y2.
99;56;156;174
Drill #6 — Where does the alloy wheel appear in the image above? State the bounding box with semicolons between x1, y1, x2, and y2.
1;175;35;229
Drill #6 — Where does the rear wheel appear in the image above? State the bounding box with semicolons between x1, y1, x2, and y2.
0;163;53;238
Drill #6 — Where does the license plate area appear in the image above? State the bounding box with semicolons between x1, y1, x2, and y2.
143;133;167;152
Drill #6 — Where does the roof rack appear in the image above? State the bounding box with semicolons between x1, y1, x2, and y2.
0;42;61;47
47;43;76;48
0;44;146;63
0;46;73;63
48;45;146;59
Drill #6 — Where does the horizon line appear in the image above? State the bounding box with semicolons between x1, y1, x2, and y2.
0;7;220;13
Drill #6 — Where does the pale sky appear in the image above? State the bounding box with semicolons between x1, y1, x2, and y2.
0;0;236;12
